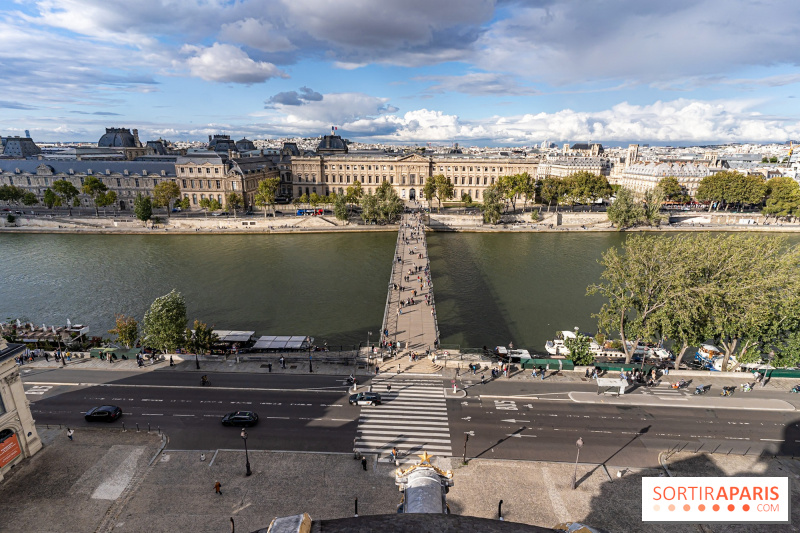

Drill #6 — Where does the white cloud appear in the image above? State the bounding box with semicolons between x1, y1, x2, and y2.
182;43;288;84
475;0;800;86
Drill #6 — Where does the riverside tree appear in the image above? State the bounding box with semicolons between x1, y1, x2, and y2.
108;314;139;348
606;187;644;229
185;319;218;355
133;193;152;226
480;184;503;224
762;176;800;221
142;290;187;355
43;188;60;209
564;333;593;366
589;233;800;369
254;177;280;217
153;181;182;217
332;193;348;221
226;192;244;217
52;179;80;215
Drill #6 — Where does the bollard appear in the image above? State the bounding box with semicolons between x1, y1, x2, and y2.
158;426;161;436
498;500;504;521
148;423;151;433
122;422;126;432
354;498;358;517
136;423;140;432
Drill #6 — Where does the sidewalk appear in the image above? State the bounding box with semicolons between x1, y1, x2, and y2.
3;425;795;533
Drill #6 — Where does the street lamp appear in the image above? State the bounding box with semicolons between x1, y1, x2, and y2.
571;437;583;490
241;428;252;476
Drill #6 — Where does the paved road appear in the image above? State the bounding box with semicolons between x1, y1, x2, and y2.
23;370;800;468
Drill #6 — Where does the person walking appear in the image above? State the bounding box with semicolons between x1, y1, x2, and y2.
169;355;175;367
66;428;74;441
215;481;222;495
361;456;368;471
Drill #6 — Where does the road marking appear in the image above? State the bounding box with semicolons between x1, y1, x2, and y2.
25;385;52;395
141;413;163;416
173;414;195;417
501;419;529;423
760;438;783;442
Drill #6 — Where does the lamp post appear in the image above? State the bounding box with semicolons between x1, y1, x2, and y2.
571;437;583;490
241;428;252;476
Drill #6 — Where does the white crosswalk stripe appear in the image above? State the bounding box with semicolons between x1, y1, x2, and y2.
354;379;452;456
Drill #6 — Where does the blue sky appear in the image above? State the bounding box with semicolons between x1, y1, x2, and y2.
1;0;799;146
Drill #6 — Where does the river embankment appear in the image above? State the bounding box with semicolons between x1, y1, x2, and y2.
1;210;798;234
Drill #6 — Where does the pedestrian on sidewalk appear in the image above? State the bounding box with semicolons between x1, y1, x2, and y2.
361;456;368;471
169;356;174;367
43;351;49;362
215;481;222;495
481;374;486;385
66;428;74;441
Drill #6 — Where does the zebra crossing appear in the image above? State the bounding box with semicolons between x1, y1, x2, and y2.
354;379;452;458
644;386;689;401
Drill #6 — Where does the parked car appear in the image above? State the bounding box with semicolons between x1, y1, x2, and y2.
221;411;259;427
171;207;181;212
85;405;123;422
348;392;382;406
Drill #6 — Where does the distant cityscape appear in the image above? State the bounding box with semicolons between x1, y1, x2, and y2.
1;127;799;212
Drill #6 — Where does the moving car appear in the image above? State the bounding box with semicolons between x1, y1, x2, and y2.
348;392;382;406
221;411;259;427
85;405;123;422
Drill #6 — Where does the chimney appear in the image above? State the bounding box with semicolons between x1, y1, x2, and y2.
133;129;141;147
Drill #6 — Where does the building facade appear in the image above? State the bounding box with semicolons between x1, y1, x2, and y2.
290;136;540;202
0;340;43;482
0;160;178;211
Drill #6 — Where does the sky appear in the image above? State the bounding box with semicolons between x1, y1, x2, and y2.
1;0;800;146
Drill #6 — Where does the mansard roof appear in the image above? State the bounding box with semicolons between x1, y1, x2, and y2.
0;159;176;177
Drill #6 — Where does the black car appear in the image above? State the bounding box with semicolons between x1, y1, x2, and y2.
348;392;382;406
85;405;123;422
221;411;259;427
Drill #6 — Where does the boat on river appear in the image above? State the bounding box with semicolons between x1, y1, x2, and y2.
695;344;736;371
545;330;604;356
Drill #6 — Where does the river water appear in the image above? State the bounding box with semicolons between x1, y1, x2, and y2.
3;232;798;353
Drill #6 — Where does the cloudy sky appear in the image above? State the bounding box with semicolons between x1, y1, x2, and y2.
1;0;799;146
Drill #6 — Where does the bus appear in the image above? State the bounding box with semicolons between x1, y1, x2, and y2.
296;208;324;216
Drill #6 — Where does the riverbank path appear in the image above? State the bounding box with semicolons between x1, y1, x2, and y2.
380;213;439;359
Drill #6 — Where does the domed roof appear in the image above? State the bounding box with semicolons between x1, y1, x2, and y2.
98;128;137;148
317;134;348;154
236;138;256;152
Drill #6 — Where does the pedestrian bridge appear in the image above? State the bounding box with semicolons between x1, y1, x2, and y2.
380;213;439;355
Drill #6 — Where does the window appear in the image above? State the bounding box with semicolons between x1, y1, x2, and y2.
117;178;122;187
390;177;394;184
483;177;487;185
191;180;195;188
80;177;85;185
182;179;186;188
192;194;197;205
217;194;222;203
216;180;221;189
469;177;473;185
214;168;219;174
206;168;211;174
189;167;194;174
201;194;206;200
26;177;31;185
134;178;139;187
181;167;186;174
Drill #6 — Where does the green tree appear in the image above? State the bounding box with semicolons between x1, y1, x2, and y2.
142;290;187;354
642;188;665;227
178;196;191;210
309;192;321;209
0;184;24;204
563;171;612;207
763;176;800;220
152;181;182;217
198;197;221;217
589;234;691;363
43;188;60;209
254;177;280;217
429;174;454;212
333;193;349;221
360;191;379;223
481;184;503;224
726;173;767;209
345;181;363;207
606;187;644;229
564;333;593;366
133;193;153;226
375;180;403;223
21;192;38;206
96;190;117;216
226;192;244;217
108;314;139;348
774;331;800;369
52;179;80;215
461;192;473;205
539;177;565;212
657;176;685;202
185;319;219;355
422;178;437;208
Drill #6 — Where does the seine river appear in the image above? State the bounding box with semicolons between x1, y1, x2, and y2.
3;232;798;353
